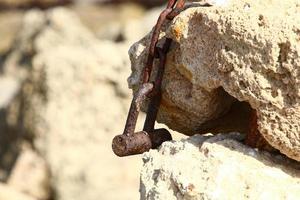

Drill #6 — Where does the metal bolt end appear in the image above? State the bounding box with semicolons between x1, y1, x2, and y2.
112;131;152;157
150;128;172;149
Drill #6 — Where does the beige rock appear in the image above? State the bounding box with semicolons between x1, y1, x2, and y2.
0;0;69;7
0;77;20;110
0;183;36;200
129;0;300;161
72;3;145;41
0;10;37;182
0;11;23;54
4;8;142;200
133;0;164;7
123;6;165;43
140;133;300;200
8;147;50;200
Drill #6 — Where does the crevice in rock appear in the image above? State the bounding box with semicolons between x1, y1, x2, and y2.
0;44;18;75
196;98;253;136
0;77;27;182
0;16;48;182
194;87;258;139
278;42;291;68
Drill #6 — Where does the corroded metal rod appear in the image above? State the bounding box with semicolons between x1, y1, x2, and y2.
112;0;186;157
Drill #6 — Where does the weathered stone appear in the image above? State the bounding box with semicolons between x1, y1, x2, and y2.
0;0;70;8
129;0;300;161
0;11;23;55
72;3;146;42
0;183;36;200
122;6;165;43
140;133;300;200
4;8;142;200
8;147;50;200
0;77;20;110
0;0;165;8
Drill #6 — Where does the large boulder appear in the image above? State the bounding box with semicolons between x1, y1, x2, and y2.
129;0;300;161
140;133;300;200
2;8;145;200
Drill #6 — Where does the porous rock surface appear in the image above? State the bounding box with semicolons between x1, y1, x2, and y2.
129;0;300;161
140;133;300;200
2;8;143;200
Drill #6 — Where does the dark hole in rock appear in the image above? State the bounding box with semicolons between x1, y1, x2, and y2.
195;88;278;152
278;42;291;67
115;33;126;43
197;89;254;138
224;45;231;52
258;14;265;26
271;90;279;98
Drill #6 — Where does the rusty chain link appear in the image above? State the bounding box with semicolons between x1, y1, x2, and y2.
112;0;186;157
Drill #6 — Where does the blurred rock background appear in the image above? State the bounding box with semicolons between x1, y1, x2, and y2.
0;0;168;200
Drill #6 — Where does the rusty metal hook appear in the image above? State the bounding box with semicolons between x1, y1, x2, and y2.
112;0;186;157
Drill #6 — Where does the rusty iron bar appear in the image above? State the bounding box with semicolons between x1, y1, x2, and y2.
143;38;172;133
143;39;173;149
112;0;186;157
142;0;186;83
112;131;152;157
112;83;153;157
122;83;154;136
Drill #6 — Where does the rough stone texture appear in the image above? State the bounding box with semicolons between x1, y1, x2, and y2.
8;147;50;200
129;0;300;161
2;8;144;200
140;133;300;200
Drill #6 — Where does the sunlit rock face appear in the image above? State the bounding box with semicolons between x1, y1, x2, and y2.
140;134;300;200
128;0;300;161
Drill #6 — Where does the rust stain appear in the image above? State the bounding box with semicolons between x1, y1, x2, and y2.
172;23;183;41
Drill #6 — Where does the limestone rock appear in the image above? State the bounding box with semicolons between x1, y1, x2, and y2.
0;0;165;8
4;8;142;200
72;3;146;42
8;147;50;200
0;11;23;54
122;6;165;43
140;134;300;200
0;0;70;8
0;77;20;110
129;0;300;161
0;183;36;200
